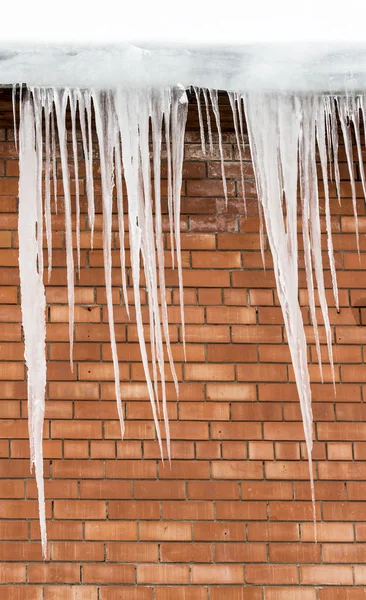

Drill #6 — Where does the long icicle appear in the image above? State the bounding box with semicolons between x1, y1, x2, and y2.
245;92;316;538
93;90;125;439
171;88;189;362
115;88;164;458
18;94;47;558
43;89;53;280
53;89;75;370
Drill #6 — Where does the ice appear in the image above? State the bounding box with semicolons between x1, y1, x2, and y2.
93;91;125;439
171;88;188;361
69;90;81;275
113;125;129;313
228;91;246;212
114;88;164;457
316;98;339;311
18;94;47;558
13;76;366;554
202;88;213;154
193;87;206;155
244;92;316;533
337;96;359;252
43;89;53;280
209;89;227;203
77;89;95;246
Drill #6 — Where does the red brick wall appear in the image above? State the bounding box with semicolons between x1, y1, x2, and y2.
0;125;365;599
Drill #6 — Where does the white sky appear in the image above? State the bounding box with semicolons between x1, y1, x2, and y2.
2;0;366;45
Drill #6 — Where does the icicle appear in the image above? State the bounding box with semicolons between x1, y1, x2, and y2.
151;90;178;458
12;84;18;150
53;89;75;370
350;97;366;201
327;98;341;204
43;90;53;280
228;91;246;213
163;89;175;268
85;90;95;245
323;97;333;181
51;106;58;214
171;88;188;361
316;99;339;311
193;86;206;155
114;88;164;459
235;93;246;155
113;129;129;314
245;92;316;537
202;88;214;154
69;90;81;276
209;89;228;204
77;89;95;246
93;90;125;438
137;90;161;408
300;97;334;387
298;99;323;381
30;88;44;279
18;94;47;558
337;96;359;251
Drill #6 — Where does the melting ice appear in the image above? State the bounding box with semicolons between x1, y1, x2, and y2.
15;84;366;556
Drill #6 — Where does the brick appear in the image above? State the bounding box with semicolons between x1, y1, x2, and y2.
232;325;282;344
212;461;263;479
28;564;80;583
188;481;239;500
246;565;298;584
54;500;106;520
84;521;137;540
137;564;189;584
302;522;354;542
319;590;366;600
82;564;135;584
211;422;262;440
192;564;244;584
0;563;26;583
155;588;208;600
210;588;261;600
216;501;267;520
215;543;266;563
301;565;353;585
160;542;212;563
162;501;213;520
265;589;316;600
248;523;300;542
269;543;320;563
140;522;191;541
0;588;42;600
44;588;98;600
107;542;158;562
185;363;235;381
194;522;246;541
51;542;104;562
100;589;152;600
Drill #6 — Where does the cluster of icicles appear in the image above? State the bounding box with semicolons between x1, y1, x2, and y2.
15;85;366;558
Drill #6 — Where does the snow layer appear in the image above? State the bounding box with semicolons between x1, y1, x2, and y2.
2;41;366;92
